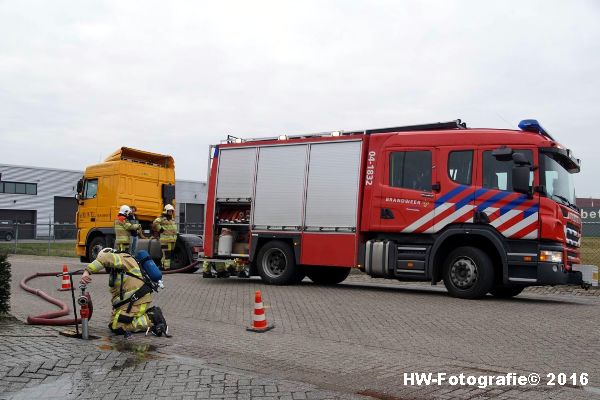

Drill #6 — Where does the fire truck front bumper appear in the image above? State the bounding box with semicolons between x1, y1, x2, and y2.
508;262;598;287
536;263;598;287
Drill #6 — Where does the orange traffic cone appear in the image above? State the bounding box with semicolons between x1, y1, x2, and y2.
58;265;71;291
247;290;274;332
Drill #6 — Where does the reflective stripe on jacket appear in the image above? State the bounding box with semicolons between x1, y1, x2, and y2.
86;252;152;308
153;215;177;243
114;215;140;245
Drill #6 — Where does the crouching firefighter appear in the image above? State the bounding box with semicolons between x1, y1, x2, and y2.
80;248;171;337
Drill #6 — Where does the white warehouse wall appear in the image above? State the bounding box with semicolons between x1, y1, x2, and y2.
0;164;81;237
175;179;207;214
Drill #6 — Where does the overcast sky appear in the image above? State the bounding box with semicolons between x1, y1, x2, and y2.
1;1;599;196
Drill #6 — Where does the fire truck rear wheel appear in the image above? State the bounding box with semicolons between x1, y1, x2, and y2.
442;246;494;299
306;266;351;285
257;240;305;285
489;285;524;298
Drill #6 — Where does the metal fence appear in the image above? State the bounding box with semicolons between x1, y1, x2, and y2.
179;223;204;235
583;222;600;237
0;222;204;257
0;221;598;265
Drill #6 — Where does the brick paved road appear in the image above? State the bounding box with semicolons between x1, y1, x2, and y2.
5;255;600;399
0;317;363;400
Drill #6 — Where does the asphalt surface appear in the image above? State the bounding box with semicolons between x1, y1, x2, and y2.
3;254;600;399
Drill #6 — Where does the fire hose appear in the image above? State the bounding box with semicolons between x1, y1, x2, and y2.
20;261;199;326
20;269;96;326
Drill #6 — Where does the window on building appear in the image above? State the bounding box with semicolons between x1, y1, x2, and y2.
483;150;533;191
389;151;432;191
0;181;37;195
448;150;473;185
83;179;98;199
4;182;15;193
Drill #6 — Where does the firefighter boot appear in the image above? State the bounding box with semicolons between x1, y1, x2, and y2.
202;261;215;278
215;262;230;278
146;306;171;337
237;269;249;278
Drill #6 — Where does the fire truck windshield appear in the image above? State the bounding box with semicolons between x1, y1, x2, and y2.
541;153;576;208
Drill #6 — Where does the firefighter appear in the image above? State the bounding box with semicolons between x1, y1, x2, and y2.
80;248;170;337
127;205;145;255
114;205;141;253
152;204;178;270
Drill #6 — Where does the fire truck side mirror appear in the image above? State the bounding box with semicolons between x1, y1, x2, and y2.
512;165;532;197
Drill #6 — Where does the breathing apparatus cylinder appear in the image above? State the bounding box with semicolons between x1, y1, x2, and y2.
135;250;162;282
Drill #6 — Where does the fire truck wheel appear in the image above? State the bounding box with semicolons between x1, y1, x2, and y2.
306;266;351;285
256;241;305;285
442;246;494;299
489;285;524;298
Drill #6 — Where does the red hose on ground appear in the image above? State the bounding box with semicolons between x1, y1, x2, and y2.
20;270;99;325
21;260;200;325
162;260;200;274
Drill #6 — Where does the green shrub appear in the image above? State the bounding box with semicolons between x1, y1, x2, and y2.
0;252;10;314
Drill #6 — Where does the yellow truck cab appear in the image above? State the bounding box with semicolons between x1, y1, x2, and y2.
75;147;201;268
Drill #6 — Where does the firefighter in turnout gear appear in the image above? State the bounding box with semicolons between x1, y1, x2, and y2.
80;248;170;337
152;204;177;270
114;205;141;253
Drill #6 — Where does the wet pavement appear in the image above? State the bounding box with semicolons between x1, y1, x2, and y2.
0;318;363;400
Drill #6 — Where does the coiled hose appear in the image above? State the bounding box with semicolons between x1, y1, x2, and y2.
21;261;200;325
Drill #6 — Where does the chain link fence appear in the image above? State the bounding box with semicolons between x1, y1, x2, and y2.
0;222;204;257
0;221;598;266
581;222;600;267
179;223;204;235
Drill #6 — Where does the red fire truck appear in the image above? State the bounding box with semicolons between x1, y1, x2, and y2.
203;119;597;298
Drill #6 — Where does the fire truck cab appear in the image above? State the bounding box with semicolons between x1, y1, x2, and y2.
204;120;597;299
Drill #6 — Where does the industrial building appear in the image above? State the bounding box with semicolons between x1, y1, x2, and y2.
0;164;206;238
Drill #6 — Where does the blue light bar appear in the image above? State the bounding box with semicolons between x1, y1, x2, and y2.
518;119;554;141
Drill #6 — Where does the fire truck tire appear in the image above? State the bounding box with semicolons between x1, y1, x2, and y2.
256;241;305;285
489;285;524;298
306;266;351;285
442;246;494;299
87;236;106;262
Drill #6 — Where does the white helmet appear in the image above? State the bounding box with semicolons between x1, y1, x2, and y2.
164;204;175;212
119;205;131;215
